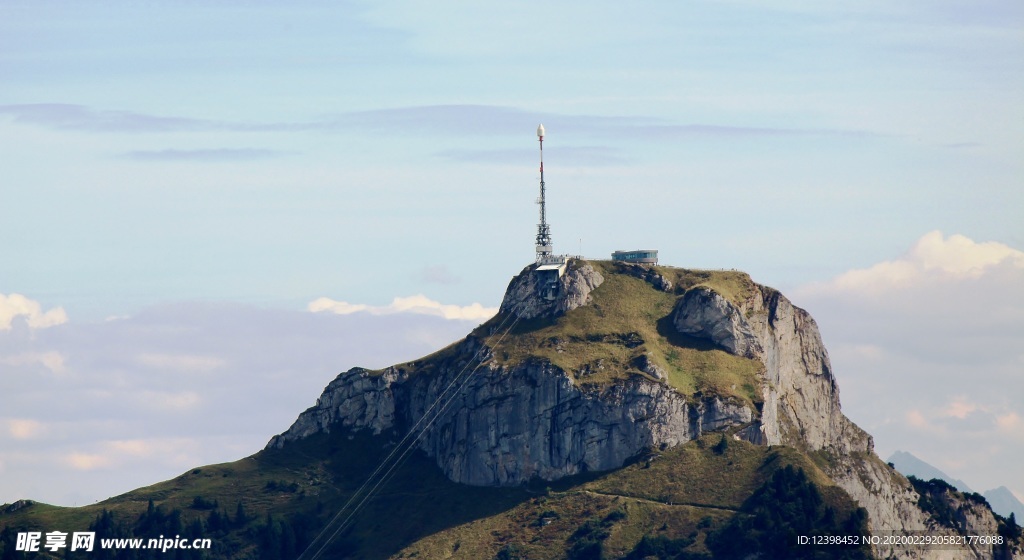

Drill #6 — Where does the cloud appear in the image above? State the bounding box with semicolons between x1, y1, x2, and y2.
119;148;291;162
65;453;112;471
437;145;630;166
0;104;210;133
794;231;1024;364
800;230;1024;296
1;102;871;141
103;438;198;462
322;105;872;140
136;353;225;373
309;294;497;321
794;231;1024;493
7;419;45;440
0;293;68;330
106;439;155;456
60;438;203;475
901;397;1012;435
419;265;460;285
995;412;1021;432
0;300;479;505
138;391;203;411
0;351;66;373
943;397;977;420
626;123;874;139
906;410;927;429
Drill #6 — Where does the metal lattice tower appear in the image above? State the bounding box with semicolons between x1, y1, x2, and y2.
535;124;552;262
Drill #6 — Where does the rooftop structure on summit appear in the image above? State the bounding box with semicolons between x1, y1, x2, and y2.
533;124;567;300
612;249;658;264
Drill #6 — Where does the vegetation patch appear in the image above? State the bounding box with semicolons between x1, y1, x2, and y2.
707;465;872;559
907;475;962;529
0;428;533;560
1;424;884;560
390;435;871;560
476;260;764;407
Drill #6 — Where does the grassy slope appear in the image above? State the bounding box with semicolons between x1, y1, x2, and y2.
2;433;860;560
0;432;868;556
475;260;764;406
390;433;864;560
1;429;534;559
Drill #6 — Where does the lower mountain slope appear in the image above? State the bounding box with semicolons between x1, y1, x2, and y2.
2;260;1021;559
0;429;876;560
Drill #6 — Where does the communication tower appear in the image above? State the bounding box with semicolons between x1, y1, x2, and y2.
535;124;553;262
532;124;567;299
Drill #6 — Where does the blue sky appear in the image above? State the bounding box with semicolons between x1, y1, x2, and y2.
1;1;1022;507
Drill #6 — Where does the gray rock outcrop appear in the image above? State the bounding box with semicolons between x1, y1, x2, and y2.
669;281;1015;559
498;260;604;320
617;263;673;292
269;338;754;486
673;287;762;359
266;367;404;444
671;283;849;452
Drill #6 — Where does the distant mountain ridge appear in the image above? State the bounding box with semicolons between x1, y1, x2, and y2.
985;487;1024;522
888;450;1024;520
887;450;974;492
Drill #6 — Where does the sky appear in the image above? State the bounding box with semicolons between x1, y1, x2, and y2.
1;0;1022;507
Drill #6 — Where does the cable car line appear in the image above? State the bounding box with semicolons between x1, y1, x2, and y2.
298;303;527;560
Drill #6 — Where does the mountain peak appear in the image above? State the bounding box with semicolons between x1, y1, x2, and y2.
5;260;1021;559
984;486;1024;521
261;259;1024;557
269;259;860;469
887;450;974;493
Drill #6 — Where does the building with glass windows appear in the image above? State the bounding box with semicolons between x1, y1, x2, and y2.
611;250;658;264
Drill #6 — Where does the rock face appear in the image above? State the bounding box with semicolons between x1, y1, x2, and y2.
270;337;753;486
267;367;403;442
669;280;1014;559
617;262;673;292
498;261;604;320
673;287;762;359
270;261;759;486
674;284;850;451
673;283;858;450
269;261;1018;559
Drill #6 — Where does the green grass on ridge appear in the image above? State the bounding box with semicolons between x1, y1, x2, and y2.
476;260;764;407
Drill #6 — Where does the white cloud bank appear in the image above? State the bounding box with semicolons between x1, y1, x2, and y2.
6;419;45;440
0;293;68;330
793;231;1024;498
309;294;498;321
800;230;1024;296
0;299;478;506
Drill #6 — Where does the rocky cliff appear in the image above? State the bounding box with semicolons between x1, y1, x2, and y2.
668;274;1012;559
269;260;1019;559
269;262;755;485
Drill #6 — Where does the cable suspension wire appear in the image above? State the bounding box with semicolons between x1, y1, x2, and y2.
302;307;526;560
297;303;528;560
305;308;527;560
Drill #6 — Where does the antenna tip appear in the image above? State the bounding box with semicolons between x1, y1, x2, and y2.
537;124;545;138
